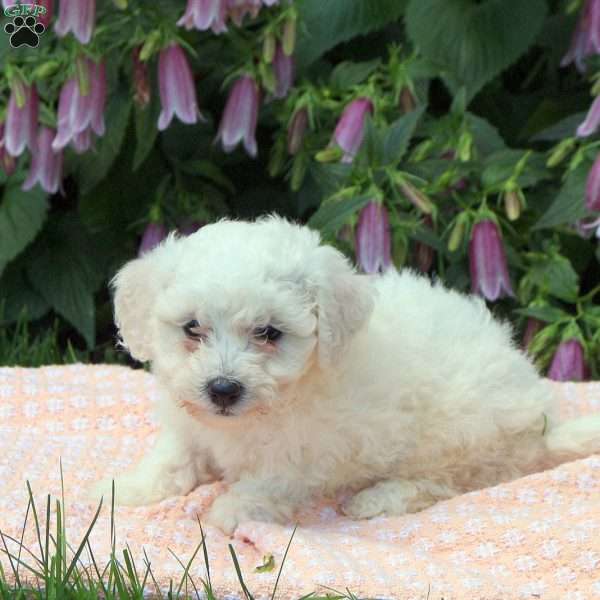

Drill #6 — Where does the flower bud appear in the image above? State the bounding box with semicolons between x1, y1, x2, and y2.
399;87;416;114
546;138;576;168
398;178;434;214
281;16;296;56
503;189;523;221
263;32;276;63
287;108;308;155
447;214;467;252
290;153;308;191
140;30;162;62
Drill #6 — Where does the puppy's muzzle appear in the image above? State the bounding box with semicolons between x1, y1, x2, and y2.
207;377;244;410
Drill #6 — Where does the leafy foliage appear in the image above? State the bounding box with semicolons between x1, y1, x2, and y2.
0;0;598;378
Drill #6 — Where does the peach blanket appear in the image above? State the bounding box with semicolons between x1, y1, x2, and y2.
1;364;599;599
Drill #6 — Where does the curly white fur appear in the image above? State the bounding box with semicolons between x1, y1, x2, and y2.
93;216;600;534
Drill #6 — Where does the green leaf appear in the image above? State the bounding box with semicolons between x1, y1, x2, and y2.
178;160;236;194
0;184;48;276
0;260;50;323
526;254;579;303
481;150;550;190
308;194;371;236
383;106;426;165
465;113;506;157
309;162;353;198
515;306;569;323
530;112;586;142
132;98;160;171
406;0;548;101
534;163;590;230
75;89;132;194
329;59;381;90
26;217;103;348
295;0;408;67
360;114;384;166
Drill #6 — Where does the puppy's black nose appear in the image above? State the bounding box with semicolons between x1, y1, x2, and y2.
207;377;243;408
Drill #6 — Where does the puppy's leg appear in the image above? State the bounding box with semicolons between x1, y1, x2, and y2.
91;429;213;506
342;479;456;519
206;476;308;535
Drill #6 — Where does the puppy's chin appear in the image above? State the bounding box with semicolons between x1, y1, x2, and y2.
179;394;270;427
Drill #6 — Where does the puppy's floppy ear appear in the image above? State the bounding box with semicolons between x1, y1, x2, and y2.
112;235;182;362
310;245;375;367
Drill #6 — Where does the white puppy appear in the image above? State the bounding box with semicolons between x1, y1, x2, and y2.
95;215;600;534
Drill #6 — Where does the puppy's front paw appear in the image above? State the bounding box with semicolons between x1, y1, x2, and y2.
342;487;391;519
88;476;164;507
205;492;287;535
89;461;202;507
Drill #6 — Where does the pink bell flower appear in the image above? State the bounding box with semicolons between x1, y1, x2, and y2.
548;339;587;381
23;126;63;194
272;43;294;99
55;0;95;44
226;0;261;26
0;122;16;176
177;0;227;33
139;223;168;256
158;44;200;131
469;219;514;301
585;153;600;211
5;81;38;157
561;0;600;72
332;97;373;163
577;95;600;137
355;201;392;274
52;58;106;152
216;75;260;157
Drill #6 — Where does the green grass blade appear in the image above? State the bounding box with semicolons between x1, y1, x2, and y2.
271;524;297;600
62;497;103;585
228;543;254;600
25;482;44;566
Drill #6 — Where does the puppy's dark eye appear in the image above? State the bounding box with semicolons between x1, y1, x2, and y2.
254;325;282;343
183;320;203;340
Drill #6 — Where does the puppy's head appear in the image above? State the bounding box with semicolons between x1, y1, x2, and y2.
113;216;374;422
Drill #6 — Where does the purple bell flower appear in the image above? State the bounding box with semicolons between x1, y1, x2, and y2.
332;97;373;163
561;0;600;72
355;201;392;274
216;75;260;157
469;219;514;301
52;58;106;152
577;95;600;138
5;81;38;157
158;44;201;131
585;153;600;211
23;126;63;194
139;223;168;256
548;339;587;381
55;0;95;44
0;122;16;176
272;43;294;99
177;0;227;33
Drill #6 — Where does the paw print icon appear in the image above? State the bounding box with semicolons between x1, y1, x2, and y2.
4;15;45;48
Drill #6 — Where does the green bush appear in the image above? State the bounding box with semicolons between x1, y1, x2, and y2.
0;0;598;378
